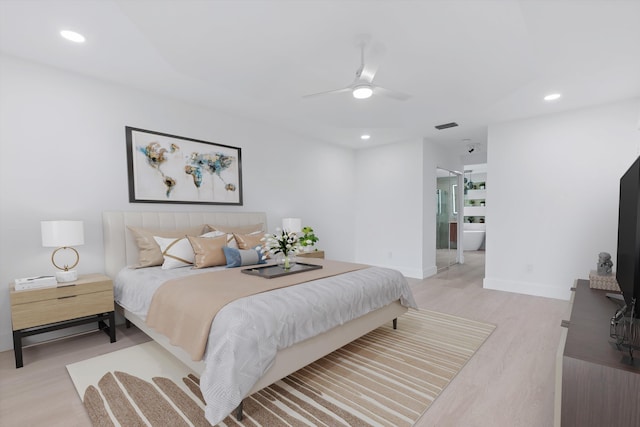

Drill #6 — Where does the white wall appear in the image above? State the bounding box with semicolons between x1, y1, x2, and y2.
485;98;640;300
354;138;462;278
354;140;424;277
0;55;356;352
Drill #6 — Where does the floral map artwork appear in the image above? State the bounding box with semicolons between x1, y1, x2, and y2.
127;127;242;205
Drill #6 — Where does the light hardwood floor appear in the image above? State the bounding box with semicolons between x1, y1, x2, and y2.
0;252;570;426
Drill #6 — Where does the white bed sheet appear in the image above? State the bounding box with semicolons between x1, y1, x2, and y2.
115;264;417;425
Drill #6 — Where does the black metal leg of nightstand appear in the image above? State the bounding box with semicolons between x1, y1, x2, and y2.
108;311;116;342
393;318;397;330
97;312;117;343
13;330;23;368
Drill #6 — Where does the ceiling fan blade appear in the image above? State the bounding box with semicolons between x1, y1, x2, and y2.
359;42;385;83
374;86;411;101
359;61;379;84
302;87;352;98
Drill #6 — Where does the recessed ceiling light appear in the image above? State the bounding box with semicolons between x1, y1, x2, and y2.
360;134;371;140
544;93;561;101
60;30;86;43
352;85;373;99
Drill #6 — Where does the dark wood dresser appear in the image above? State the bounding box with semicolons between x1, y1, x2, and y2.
558;279;640;426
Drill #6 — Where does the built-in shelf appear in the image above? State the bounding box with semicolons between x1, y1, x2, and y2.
464;216;485;224
466;189;486;199
464;206;486;216
464;171;486;226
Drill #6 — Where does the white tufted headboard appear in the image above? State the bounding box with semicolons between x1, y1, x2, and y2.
102;211;267;278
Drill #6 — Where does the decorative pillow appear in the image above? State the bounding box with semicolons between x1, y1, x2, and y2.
128;225;204;268
153;236;195;269
205;223;264;249
153;231;219;270
222;246;267;268
233;232;265;250
187;234;228;269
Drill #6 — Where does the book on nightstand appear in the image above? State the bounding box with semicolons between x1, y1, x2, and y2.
14;275;58;291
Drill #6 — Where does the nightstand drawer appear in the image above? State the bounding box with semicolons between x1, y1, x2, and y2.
11;290;114;330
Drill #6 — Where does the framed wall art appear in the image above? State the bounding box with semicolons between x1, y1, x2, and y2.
126;127;243;205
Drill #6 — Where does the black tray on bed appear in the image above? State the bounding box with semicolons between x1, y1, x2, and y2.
241;262;322;279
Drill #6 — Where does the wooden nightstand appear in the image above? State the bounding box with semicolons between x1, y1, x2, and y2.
9;273;116;368
297;250;325;259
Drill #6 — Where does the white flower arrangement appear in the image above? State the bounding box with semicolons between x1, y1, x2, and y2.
261;228;301;257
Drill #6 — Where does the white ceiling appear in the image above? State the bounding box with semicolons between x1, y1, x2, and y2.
1;0;639;150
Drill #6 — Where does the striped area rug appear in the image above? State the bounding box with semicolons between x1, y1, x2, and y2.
67;309;495;426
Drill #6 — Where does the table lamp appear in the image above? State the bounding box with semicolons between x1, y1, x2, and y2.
41;220;84;282
282;218;302;233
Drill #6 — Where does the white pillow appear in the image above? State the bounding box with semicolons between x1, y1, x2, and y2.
154;231;219;270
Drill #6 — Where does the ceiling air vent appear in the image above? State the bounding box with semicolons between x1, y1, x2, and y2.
435;122;459;130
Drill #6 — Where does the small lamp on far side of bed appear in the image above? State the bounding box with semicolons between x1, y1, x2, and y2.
41;220;84;283
282;217;302;234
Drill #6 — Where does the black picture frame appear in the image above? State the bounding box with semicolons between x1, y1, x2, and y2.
126;127;243;205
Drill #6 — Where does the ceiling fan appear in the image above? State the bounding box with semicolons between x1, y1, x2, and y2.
303;41;410;101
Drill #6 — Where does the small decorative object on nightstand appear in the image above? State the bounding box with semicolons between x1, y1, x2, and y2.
9;273;116;368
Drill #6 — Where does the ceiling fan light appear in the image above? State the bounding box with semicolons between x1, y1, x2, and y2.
352;85;373;99
60;30;86;43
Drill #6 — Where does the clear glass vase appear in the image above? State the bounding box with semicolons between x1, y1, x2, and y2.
276;253;297;270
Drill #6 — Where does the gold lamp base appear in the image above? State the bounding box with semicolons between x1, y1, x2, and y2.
51;246;80;283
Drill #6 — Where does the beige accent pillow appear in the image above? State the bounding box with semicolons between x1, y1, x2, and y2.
205;223;264;248
232;232;264;249
187;234;228;268
205;223;264;234
128;225;204;268
233;232;268;257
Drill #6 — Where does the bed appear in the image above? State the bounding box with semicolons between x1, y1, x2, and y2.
102;210;417;424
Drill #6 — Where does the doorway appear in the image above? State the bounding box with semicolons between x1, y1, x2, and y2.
436;168;461;271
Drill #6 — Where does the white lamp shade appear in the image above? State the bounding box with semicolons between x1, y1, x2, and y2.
41;220;84;247
282;218;302;233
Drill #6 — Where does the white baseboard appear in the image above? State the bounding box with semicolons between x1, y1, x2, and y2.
0;331;12;353
422;265;438;279
483;277;572;300
393;266;424;279
393;266;437;279
371;262;426;279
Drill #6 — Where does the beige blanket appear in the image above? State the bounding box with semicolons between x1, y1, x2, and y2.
145;259;368;360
